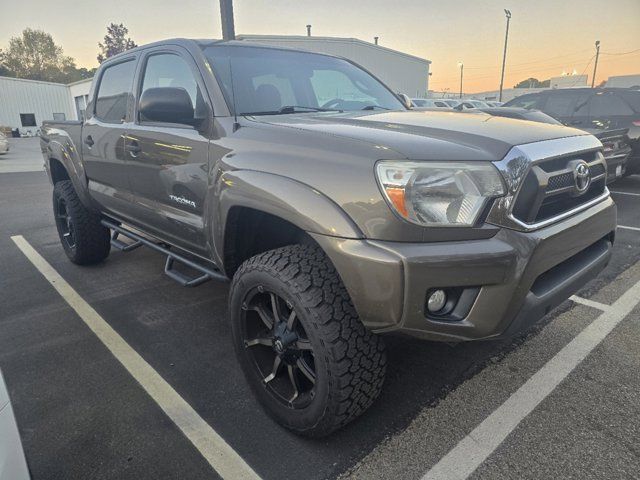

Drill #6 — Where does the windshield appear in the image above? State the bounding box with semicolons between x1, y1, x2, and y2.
202;45;404;115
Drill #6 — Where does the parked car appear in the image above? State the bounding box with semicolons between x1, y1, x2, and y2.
0;370;30;480
411;98;449;108
443;99;461;107
0;132;9;155
479;107;632;182
485;101;504;107
505;88;640;175
41;39;616;437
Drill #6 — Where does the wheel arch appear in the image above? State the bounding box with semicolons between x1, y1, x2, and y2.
213;170;363;276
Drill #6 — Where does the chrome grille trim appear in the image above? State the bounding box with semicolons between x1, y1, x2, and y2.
487;135;610;232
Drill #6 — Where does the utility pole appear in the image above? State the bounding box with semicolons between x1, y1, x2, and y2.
499;9;512;102
458;62;464;98
374;36;379;45
306;25;312;36
219;0;235;40
592;40;601;88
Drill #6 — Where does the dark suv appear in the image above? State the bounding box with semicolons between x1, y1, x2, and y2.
505;88;640;175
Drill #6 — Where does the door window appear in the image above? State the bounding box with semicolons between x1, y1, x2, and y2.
95;60;136;123
140;53;206;124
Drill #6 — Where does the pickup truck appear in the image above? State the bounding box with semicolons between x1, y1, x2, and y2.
41;39;617;437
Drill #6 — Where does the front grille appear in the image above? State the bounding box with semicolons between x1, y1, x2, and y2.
511;151;607;225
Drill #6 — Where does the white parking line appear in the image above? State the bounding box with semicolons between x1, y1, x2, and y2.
610;190;640;198
618;225;640;232
11;235;261;480
423;277;640;480
569;295;611;312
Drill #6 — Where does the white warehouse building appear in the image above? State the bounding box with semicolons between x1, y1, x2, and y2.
0;76;79;134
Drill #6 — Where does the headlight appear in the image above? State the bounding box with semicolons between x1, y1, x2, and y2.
376;161;505;227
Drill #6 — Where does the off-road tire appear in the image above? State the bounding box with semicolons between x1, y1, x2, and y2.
229;244;387;437
53;180;110;265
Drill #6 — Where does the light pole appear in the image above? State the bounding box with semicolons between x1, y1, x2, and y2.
591;40;601;88
458;62;464;98
219;0;236;40
499;9;512;102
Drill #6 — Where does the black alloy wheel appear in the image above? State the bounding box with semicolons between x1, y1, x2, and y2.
55;196;77;250
240;286;317;409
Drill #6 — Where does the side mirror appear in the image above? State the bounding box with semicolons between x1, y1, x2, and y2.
397;93;413;109
139;87;195;125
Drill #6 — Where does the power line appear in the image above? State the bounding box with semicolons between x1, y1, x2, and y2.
600;48;640;56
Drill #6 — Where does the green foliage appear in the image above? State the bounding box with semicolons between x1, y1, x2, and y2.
97;23;137;64
0;28;93;83
514;77;551;88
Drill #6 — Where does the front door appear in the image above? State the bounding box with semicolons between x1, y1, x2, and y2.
123;49;211;256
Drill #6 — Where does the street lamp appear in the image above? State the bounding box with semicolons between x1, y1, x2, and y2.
458;62;464;98
499;9;512;102
592;40;601;88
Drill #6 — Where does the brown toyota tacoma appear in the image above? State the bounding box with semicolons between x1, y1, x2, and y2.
40;39;617;436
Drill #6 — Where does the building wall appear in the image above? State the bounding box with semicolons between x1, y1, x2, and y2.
606;74;640;88
0;76;74;134
237;35;431;97
549;74;587;89
67;78;94;121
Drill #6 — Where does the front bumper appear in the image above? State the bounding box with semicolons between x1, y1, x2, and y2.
312;197;616;342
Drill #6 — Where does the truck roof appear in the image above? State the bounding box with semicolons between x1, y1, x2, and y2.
102;37;349;63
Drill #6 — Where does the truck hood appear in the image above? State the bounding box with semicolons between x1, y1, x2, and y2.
249;109;589;161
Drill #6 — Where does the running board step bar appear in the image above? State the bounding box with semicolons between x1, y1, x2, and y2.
101;220;228;287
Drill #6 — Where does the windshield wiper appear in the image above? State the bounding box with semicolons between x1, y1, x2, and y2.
362;105;390;111
240;106;342;116
278;105;342;113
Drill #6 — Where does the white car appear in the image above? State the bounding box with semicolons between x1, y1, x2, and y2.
443;99;461;108
0;371;30;480
410;98;450;109
0;132;9;155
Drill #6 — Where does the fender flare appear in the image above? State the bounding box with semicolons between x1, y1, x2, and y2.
43;138;95;211
212;169;363;266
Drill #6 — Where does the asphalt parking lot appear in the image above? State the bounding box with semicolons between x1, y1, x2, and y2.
1;137;639;480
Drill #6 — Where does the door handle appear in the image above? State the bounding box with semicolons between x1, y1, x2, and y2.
84;135;94;147
126;141;142;157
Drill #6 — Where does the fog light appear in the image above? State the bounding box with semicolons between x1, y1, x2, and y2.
427;289;447;313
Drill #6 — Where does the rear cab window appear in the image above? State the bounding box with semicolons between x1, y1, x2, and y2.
94;60;136;123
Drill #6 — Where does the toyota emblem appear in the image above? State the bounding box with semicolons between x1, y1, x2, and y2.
574;161;591;194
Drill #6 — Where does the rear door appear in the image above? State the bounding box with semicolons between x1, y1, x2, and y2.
83;57;137;215
123;47;212;255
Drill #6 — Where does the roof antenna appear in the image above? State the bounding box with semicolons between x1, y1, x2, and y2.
228;56;240;132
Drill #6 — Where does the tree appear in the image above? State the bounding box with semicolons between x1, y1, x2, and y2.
0;48;13;77
513;77;550;88
0;29;85;82
97;23;137;64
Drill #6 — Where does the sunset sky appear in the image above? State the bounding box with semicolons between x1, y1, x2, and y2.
1;0;639;93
